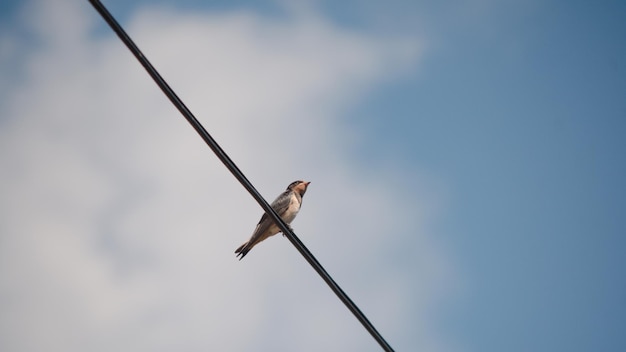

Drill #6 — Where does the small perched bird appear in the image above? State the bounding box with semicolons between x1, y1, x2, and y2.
235;180;311;260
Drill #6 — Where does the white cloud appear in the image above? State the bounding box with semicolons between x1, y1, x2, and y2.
0;1;451;351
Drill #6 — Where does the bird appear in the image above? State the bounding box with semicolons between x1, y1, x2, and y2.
235;180;311;260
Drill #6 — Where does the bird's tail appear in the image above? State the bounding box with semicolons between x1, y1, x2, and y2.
235;241;251;260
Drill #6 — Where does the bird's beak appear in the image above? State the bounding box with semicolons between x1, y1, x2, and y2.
305;181;311;186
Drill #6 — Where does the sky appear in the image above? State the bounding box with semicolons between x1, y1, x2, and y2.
0;1;625;351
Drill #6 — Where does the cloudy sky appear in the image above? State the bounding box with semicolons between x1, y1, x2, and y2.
1;0;624;351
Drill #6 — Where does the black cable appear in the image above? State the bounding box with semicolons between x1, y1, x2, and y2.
88;1;395;351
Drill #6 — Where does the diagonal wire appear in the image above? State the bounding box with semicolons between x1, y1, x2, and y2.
87;1;394;351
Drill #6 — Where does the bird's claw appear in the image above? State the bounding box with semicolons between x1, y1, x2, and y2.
282;225;294;236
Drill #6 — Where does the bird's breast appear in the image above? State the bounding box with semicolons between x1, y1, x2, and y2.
282;193;301;223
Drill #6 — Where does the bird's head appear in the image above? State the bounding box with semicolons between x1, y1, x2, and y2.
288;180;311;196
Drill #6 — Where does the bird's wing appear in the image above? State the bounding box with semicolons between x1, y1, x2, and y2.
248;190;292;241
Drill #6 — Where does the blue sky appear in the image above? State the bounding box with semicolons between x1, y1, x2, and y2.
1;1;625;351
